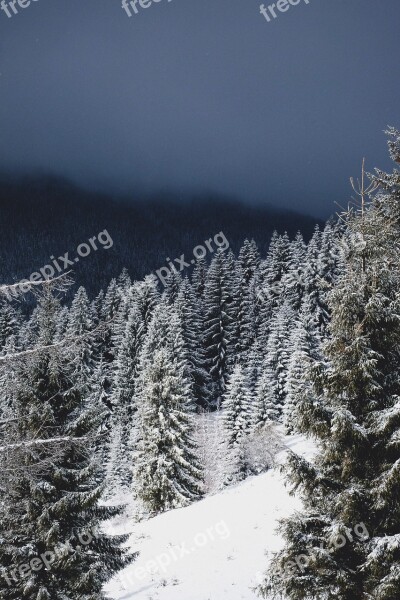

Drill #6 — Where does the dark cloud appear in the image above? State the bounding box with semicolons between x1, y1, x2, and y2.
0;0;399;217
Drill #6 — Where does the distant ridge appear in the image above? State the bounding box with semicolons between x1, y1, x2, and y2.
0;175;323;298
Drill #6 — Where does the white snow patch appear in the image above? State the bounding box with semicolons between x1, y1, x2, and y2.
105;433;316;600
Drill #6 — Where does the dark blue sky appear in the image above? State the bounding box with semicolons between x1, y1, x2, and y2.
0;0;399;217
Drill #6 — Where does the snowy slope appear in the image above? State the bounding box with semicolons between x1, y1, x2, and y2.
105;434;316;600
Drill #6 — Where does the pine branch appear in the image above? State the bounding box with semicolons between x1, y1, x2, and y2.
0;435;89;452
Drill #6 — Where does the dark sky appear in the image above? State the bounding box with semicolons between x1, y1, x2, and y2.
0;0;399;217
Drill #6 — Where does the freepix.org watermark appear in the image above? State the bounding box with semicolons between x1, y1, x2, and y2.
122;0;172;18
0;0;38;18
120;520;231;588
155;231;229;287
0;229;114;301
1;530;96;586
260;0;310;23
254;522;370;584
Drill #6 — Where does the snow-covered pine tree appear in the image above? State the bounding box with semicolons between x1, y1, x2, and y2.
0;300;20;351
89;357;113;484
0;286;133;600
133;346;203;514
283;295;321;433
130;274;160;332
65;286;107;461
319;221;342;288
284;231;307;311
223;363;252;443
65;286;95;388
253;361;279;424
109;301;144;491
235;240;259;357
91;288;105;326
136;301;190;380
175;278;211;409
221;363;252;482
111;289;132;355
98;277;124;363
117;267;132;293
257;231;291;345
224;249;243;366
259;136;400;600
162;270;183;305
238;239;261;285
246;337;265;399
256;300;296;423
304;223;340;339
104;275;160;486
191;257;208;299
203;249;235;407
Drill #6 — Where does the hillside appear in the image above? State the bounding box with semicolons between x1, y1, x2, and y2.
104;432;316;600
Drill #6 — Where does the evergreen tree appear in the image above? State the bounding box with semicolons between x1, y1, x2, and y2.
257;232;291;344
0;300;20;351
260;136;400;600
175;278;211;409
91;289;105;326
90;358;113;484
235;250;257;357
303;224;334;337
221;363;252;481
191;257;208;299
283;296;321;433
285;231;307;311
162;271;182;305
256;301;296;422
134;347;203;514
203;249;235;407
98;278;123;363
133;301;195;477
252;366;271;425
116;267;131;294
222;363;252;446
109;302;144;491
246;337;264;398
65;286;94;389
238;239;261;285
137;301;190;379
130;275;160;332
0;287;133;600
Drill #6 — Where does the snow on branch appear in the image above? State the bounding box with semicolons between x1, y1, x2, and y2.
0;435;89;453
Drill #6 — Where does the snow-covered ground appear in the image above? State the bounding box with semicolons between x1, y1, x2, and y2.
105;433;316;600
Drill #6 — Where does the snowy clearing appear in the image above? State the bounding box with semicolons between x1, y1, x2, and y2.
105;433;316;600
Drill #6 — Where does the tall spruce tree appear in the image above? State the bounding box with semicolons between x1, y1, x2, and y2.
191;257;208;299
65;286;94;387
162;271;182;305
203;249;235;407
256;300;296;422
175;278;211;409
222;363;252;448
134;346;203;514
109;300;144;491
0;287;133;600
221;363;252;482
283;296;321;433
259;135;400;600
257;232;291;346
285;231;307;311
0;300;20;351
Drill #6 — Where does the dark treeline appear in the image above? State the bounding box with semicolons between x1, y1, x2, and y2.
0;174;322;298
